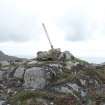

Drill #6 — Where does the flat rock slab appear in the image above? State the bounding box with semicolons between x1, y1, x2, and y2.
14;66;25;79
24;67;46;89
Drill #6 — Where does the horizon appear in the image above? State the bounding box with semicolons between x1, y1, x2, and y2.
0;49;105;64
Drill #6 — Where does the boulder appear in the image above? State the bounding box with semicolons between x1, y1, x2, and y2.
37;51;48;61
14;66;25;79
0;61;10;67
0;71;4;81
27;60;37;65
36;48;61;61
24;67;46;89
44;63;63;81
0;100;5;105
48;48;61;60
63;51;74;61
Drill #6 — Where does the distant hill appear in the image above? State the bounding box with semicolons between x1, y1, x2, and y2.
0;50;21;61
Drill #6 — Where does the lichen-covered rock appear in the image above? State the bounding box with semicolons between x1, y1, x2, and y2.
0;71;4;81
64;61;74;70
53;86;73;94
37;48;61;61
0;61;10;67
24;67;46;89
67;83;80;92
48;48;61;60
63;51;74;61
27;60;37;65
46;63;63;75
0;100;5;105
37;51;48;61
14;66;25;79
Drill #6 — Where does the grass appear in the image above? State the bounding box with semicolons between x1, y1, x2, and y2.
9;90;78;105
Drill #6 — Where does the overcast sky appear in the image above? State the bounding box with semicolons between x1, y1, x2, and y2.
0;0;105;63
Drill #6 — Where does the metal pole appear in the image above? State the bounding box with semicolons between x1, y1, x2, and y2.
42;23;54;49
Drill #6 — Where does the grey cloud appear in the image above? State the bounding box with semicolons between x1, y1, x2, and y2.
64;21;86;41
57;12;90;41
0;16;40;42
0;1;40;43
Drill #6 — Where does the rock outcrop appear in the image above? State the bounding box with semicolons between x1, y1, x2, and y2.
0;49;105;105
24;67;46;89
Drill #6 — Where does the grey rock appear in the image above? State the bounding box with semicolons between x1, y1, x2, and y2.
63;51;74;61
0;71;4;81
37;51;48;60
27;60;37;65
37;48;61;61
58;52;65;61
56;86;73;93
24;67;46;89
52;85;75;95
0;100;5;105
67;83;80;92
64;61;74;70
1;68;15;80
14;66;25;79
48;48;61;60
44;63;63;80
0;61;10;67
1;66;10;71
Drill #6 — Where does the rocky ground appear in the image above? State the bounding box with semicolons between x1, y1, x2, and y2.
0;48;105;105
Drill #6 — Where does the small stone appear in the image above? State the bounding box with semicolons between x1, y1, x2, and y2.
50;102;54;105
